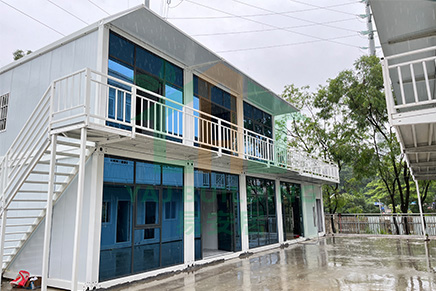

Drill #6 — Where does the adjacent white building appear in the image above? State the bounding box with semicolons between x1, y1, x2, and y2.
0;5;338;290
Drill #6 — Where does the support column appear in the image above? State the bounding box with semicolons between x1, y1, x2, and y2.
42;135;57;291
184;162;195;265
275;179;284;243
86;151;104;286
71;128;87;291
239;173;249;252
183;70;194;146
414;179;428;239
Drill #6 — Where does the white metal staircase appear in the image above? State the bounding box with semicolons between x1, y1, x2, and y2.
0;82;95;272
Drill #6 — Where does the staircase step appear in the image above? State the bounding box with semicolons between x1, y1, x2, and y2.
6;224;34;227
8;208;44;211
17;190;61;194
4;239;25;243
23;180;67;185
38;160;78;167
14;199;47;202
32;171;72;176
3;246;18;250
5;231;28;235
45;151;80;158
6;216;40;219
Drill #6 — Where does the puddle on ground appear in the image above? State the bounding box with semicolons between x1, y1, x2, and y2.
100;237;436;290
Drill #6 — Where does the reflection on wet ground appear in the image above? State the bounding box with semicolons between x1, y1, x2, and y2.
65;236;436;290
108;236;436;290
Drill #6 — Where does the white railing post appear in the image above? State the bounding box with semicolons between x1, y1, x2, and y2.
218;119;222;156
131;86;137;139
382;58;395;124
71;128;87;291
49;83;55;132
414;179;428;239
41;134;57;291
85;68;92;126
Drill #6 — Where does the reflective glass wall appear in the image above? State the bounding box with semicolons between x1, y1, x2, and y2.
246;177;278;248
194;170;241;260
280;182;303;240
99;156;184;281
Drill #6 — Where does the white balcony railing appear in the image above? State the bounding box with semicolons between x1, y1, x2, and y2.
382;46;436;121
46;68;339;183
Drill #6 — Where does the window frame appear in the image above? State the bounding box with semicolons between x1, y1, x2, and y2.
0;93;10;133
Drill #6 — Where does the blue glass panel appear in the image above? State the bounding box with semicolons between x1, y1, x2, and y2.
133;228;160;273
165;62;183;88
165;84;183;136
211;86;223;106
162;189;183;239
222;91;231;109
162;166;183;186
243;102;252;118
194;96;200;139
211;172;225;189
99;246;132;281
226;174;239;190
194;170;210;188
136;162;161;185
195;238;202;260
193;75;199;96
109;33;134;65
136;187;159;225
136;47;164;78
108;59;134;83
103;157;134;184
161;240;183;267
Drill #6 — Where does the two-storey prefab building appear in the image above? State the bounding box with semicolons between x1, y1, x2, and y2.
0;5;338;290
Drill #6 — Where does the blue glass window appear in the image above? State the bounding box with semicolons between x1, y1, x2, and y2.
165;84;183;136
211;172;225;189
136;47;164;79
109;33;134;66
103;157;134;184
136;162;161;185
162;166;183;186
165;62;183;88
194;170;210;188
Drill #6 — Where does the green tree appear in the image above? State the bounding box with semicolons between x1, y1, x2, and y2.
13;49;32;61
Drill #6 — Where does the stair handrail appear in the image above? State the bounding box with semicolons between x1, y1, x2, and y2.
1;85;52;210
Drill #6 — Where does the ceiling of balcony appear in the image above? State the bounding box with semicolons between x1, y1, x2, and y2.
371;0;436;180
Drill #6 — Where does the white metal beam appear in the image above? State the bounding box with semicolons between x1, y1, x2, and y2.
239;173;249;252
85;151;104;286
71;128;87;290
275;179;284;244
42;134;57;291
183;162;195;265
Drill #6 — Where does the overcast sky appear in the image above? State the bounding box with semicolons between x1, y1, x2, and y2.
0;0;380;94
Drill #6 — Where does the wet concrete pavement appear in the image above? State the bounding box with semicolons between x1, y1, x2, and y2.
109;236;436;291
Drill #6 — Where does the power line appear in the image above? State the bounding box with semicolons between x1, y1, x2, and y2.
216;34;359;53
0;0;65;36
185;0;360;49
88;0;110;15
232;0;357;33
191;18;357;37
288;0;357;16
169;1;359;20
169;0;184;9
46;0;89;25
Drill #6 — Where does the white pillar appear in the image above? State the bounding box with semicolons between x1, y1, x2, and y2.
86;151;104;286
71;128;87;291
183;70;194;146
184;162;195;265
275;179;284;243
42;135;57;291
414;179;428;238
239;173;249;252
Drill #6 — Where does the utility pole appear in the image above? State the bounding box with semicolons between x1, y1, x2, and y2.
365;0;376;56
